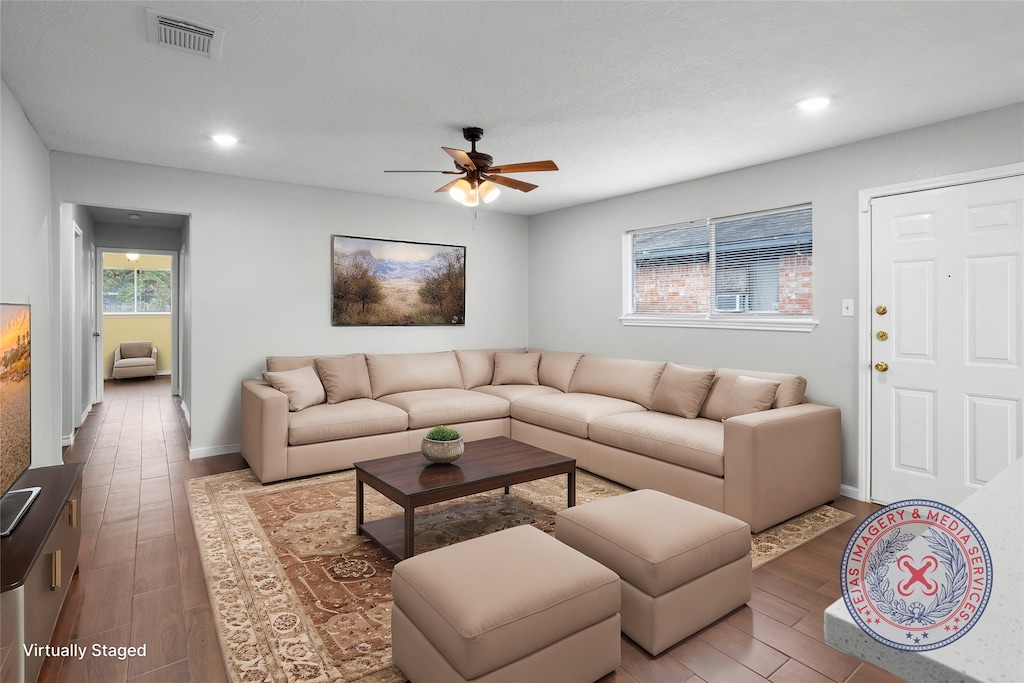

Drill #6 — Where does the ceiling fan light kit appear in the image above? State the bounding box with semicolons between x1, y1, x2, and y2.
479;180;500;204
387;127;557;207
448;177;501;207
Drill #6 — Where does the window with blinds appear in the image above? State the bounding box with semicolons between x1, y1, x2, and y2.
626;205;813;323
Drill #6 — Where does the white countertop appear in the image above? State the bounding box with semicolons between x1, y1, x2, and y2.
824;458;1023;683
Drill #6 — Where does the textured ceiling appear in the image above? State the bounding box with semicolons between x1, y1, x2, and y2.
2;1;1022;216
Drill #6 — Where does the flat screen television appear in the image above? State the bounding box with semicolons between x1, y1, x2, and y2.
0;302;38;536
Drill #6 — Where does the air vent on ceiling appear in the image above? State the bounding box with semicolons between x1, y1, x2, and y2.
146;8;224;60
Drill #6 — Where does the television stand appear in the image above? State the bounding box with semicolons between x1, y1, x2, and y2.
0;486;41;536
0;463;84;683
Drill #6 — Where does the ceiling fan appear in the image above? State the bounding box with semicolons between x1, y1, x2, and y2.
385;127;558;206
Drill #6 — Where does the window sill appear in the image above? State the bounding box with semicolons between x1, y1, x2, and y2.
619;315;819;332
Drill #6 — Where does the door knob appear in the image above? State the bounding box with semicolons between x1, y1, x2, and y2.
874;361;889;372
876;331;889;341
875;305;888;315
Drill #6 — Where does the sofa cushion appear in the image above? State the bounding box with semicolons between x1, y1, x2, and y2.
649;364;716;419
569;355;667;408
314;355;372;403
287;398;409;445
454;349;493;389
454;349;524;389
473;385;563;402
114;356;156;369
377;388;510;429
533;350;583;392
266;355;317;372
263;366;327;412
119;341;152;359
365;351;464;398
492;352;541;385
588;412;725;477
700;368;807;420
721;376;781;420
512;393;646;439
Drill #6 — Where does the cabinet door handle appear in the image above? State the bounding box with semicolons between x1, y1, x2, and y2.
51;549;62;590
69;498;79;528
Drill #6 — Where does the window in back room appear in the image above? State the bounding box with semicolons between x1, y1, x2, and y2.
103;261;172;313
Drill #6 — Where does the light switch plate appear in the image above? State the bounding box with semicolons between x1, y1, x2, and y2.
841;299;855;317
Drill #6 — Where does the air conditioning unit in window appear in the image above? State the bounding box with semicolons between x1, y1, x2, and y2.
716;294;749;312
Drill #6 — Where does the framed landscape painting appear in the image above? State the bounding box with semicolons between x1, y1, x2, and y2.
1;303;31;497
331;235;466;326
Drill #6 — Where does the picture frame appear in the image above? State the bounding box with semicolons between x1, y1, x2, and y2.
331;235;466;326
1;303;32;499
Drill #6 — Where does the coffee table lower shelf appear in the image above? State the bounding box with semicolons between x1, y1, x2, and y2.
357;517;411;561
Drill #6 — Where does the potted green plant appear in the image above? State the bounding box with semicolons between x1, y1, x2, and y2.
421;425;464;464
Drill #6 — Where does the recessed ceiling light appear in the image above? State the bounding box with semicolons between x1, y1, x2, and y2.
128;213;141;220
211;133;239;147
796;96;831;112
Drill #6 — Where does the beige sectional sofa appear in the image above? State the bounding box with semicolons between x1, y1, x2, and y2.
240;349;840;532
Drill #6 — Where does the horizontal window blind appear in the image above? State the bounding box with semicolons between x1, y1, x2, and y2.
629;205;813;319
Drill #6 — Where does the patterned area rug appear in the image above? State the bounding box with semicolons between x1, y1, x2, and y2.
187;467;853;683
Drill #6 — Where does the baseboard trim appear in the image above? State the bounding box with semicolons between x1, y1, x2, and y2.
189;443;241;460
61;431;74;447
839;484;862;502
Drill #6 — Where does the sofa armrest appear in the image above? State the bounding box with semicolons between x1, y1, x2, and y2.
723;403;841;532
114;347;123;363
241;379;290;483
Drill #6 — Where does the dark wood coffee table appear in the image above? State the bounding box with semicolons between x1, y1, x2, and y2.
354;436;576;561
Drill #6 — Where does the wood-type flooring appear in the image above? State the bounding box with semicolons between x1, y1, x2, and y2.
40;376;905;682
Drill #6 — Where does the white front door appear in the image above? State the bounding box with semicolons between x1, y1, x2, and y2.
870;174;1023;505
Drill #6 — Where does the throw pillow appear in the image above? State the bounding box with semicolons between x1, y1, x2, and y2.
649;364;716;418
314;355;372;403
491;351;541;385
263;366;327;411
721;375;781;420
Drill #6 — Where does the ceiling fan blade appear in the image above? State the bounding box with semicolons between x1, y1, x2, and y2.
483;173;538;193
442;146;476;170
434;177;465;194
384;170;461;174
487;160;558;174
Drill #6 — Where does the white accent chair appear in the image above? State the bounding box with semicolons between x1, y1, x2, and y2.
112;341;158;380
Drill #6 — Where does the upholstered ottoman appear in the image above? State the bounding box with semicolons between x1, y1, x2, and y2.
556;489;751;655
391;524;621;683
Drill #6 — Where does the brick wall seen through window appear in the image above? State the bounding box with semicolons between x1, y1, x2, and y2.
628;206;813;320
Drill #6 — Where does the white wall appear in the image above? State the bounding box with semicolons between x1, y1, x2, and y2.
49;154;531;456
527;103;1024;495
0;79;62;469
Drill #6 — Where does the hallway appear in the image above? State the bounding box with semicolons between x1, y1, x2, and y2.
49;377;245;682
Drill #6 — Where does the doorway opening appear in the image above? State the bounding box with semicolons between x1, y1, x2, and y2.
60;203;189;443
99;250;175;389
